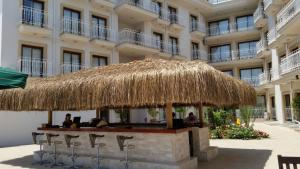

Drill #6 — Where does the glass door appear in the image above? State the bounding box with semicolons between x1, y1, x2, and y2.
23;0;44;27
153;32;163;50
63;8;81;34
63;51;81;73
92;15;107;40
169;37;178;55
21;45;44;77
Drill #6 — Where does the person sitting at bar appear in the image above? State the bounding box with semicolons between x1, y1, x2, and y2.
185;112;198;125
63;113;73;128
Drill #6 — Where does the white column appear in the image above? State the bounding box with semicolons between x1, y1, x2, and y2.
271;49;280;80
285;43;290;57
232;41;238;60
290;82;295;121
233;67;239;79
266;90;272;119
275;85;285;124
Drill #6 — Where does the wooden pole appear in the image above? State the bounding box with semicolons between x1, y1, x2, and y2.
48;111;53;125
96;108;101;119
198;104;204;128
166;103;173;129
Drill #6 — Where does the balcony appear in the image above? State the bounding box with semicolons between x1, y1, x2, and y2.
280;49;300;75
254;6;267;28
276;0;300;35
264;0;283;15
168;13;185;31
267;27;280;46
190;21;206;38
91;0;115;8
60;18;89;43
90;25;117;48
61;64;86;74
18;58;48;77
209;49;258;65
208;0;233;5
115;0;158;24
256;39;270;58
206;21;259;44
118;29;160;57
191;50;208;61
258;71;271;85
155;10;170;25
242;77;260;87
19;6;51;37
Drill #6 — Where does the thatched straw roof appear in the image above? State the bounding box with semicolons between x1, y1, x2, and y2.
0;58;256;111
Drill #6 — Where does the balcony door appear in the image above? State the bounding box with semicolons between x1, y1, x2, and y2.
92;55;108;67
238;41;257;59
92;15;107;40
63;8;81;34
22;0;45;27
169;36;178;55
63;51;81;73
168;6;177;24
153;1;162;18
210;44;231;62
190;15;198;31
236;15;254;31
240;68;263;86
153;32;163;50
21;45;44;77
209;19;229;36
191;42;199;59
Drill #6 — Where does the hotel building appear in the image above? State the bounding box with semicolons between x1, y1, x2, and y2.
0;0;299;146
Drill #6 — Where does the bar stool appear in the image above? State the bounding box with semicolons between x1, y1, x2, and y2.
32;132;49;165
116;135;135;169
46;133;64;168
64;134;81;169
89;134;106;169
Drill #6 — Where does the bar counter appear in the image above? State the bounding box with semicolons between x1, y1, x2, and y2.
36;126;199;169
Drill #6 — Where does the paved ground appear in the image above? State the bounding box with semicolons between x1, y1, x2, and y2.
0;122;299;169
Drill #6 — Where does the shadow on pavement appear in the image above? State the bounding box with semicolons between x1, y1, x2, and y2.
198;148;272;169
1;155;49;169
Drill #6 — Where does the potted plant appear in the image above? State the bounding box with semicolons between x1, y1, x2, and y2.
175;107;187;119
115;109;130;124
148;108;159;123
292;94;300;121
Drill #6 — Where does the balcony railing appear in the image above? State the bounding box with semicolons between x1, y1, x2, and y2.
252;107;267;118
267;27;278;45
256;39;268;54
116;0;158;14
168;13;184;26
258;71;271;85
191;50;208;61
264;0;272;10
19;58;48;77
242;77;260;87
90;25;117;42
21;6;48;28
285;107;292;121
209;51;232;63
207;0;232;5
236;49;257;59
209;49;256;63
118;29;160;49
61;64;85;74
61;18;89;37
280;49;300;75
158;10;170;22
164;43;181;56
207;21;255;36
190;21;206;34
276;0;300;30
254;6;265;23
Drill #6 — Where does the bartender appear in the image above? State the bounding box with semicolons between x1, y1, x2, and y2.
63;113;73;128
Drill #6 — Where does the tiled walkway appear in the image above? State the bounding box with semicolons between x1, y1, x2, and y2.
0;122;299;169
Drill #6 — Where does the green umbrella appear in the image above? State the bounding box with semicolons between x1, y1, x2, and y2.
0;67;28;89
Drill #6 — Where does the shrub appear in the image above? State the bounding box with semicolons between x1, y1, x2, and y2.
292;95;300;120
210;125;269;140
240;106;255;127
213;109;232;127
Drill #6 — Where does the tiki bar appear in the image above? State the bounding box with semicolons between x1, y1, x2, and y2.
0;58;256;169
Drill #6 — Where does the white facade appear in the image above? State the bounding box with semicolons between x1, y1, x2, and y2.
1;0;299;147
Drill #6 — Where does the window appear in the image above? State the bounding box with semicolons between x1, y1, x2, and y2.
240;68;263;86
91;15;108;40
21;45;44;77
130;0;142;6
209;19;229;36
210;45;231;62
222;70;233;76
63;8;81;35
284;94;291;108
190;15;198;31
256;95;266;107
92;56;108;67
22;0;45;27
168;6;177;24
63;51;81;73
153;32;163;50
191;42;199;59
236;15;254;31
169;36;179;55
238;41;257;59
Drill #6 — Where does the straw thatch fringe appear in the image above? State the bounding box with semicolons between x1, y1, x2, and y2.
0;58;256;111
